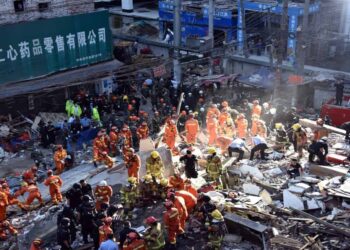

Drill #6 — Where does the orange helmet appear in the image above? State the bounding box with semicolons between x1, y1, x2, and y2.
57;144;63;149
253;100;259;105
47;170;53;176
104;217;113;224
31;166;38;172
142;122;147;126
32;238;43;246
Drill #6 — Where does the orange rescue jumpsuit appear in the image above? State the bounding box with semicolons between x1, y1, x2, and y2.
123;239;146;250
99;224;113;244
236;118;248;139
252;104;262;117
44;175;63;204
175;190;197;213
164;123;178;150
173;196;188;230
251;118;259;136
163;207;184;245
218;112;231;134
168;176;185;190
22;168;37;184
2;186;24;209
126;154;141;182
15;184;44;206
206;117;218;146
137;125;149;140
0;191;8;221
184;184;198;198
54;149;67;175
109;130;119;156
93;137;113;168
257;122;267;138
206;107;221;120
30;243;41;250
95;185;113;211
185;118;199;144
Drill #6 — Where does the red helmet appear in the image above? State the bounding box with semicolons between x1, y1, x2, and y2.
102;151;108;155
111;126;117;131
160;98;164;103
131;100;136;104
47;170;53;176
145;216;158;225
97;131;103;137
164;200;174;208
2;182;8;188
127;232;138;240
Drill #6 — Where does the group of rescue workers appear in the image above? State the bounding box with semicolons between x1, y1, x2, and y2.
0;82;334;250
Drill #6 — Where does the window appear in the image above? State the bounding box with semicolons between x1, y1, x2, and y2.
38;2;49;12
14;0;24;12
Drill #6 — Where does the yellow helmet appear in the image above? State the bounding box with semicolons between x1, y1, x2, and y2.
275;123;283;130
143;174;152;183
128;177;137;184
21;182;28;187
207;147;216;154
292;123;301;131
123;95;128;101
160;178;168;187
211;209;224;221
151;151;160;159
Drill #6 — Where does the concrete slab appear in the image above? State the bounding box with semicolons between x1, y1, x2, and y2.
309;164;348;177
239;165;264;180
139;138;155;152
283;190;304;210
295;183;311;192
243;183;261;196
288;185;306;194
263;167;283;177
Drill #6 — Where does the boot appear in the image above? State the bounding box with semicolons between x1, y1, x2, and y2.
93;161;98;168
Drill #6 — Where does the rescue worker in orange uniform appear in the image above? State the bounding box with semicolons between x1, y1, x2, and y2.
121;125;133;148
109;126;119;157
125;148;141;182
185;114;200;144
184;179;198;198
99;217;113;245
218;108;231;135
44;170;63;205
223;117;236;137
15;181;44;208
30;238;43;250
216;136;233;156
123;232;146;250
168;171;185;190
163;119;178;151
93;132;114;168
207;114;218;146
250;114;259;136
251;100;262;118
22;165;38;184
0;186;8;221
206;104;221;120
163;200;184;248
235;114;248;139
313;118;329;141
167;192;188;230
94;180;113;211
257;120;267;138
1;183;25;210
0;220;17;240
173;189;197;213
54;145;67;175
137;122;150;140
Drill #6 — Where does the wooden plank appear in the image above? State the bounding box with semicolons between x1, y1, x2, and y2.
308;163;348;177
290;208;350;238
299;118;346;135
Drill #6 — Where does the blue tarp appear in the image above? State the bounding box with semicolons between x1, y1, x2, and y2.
67;128;99;151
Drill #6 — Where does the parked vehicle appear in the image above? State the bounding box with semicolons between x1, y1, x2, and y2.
320;96;350;127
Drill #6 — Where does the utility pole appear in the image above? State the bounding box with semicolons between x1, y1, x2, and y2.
268;8;273;69
173;0;181;87
208;0;214;75
293;0;310;106
239;0;248;57
273;0;288;99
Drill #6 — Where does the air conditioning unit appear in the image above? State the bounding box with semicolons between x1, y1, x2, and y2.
95;77;113;95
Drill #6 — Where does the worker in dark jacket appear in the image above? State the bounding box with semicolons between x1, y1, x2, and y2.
66;183;83;210
80;179;94;199
340;121;350;143
308;137;328;165
179;149;198;178
57;217;72;250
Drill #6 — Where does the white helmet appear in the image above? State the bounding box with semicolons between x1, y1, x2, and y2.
99;180;107;186
321;137;328;142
